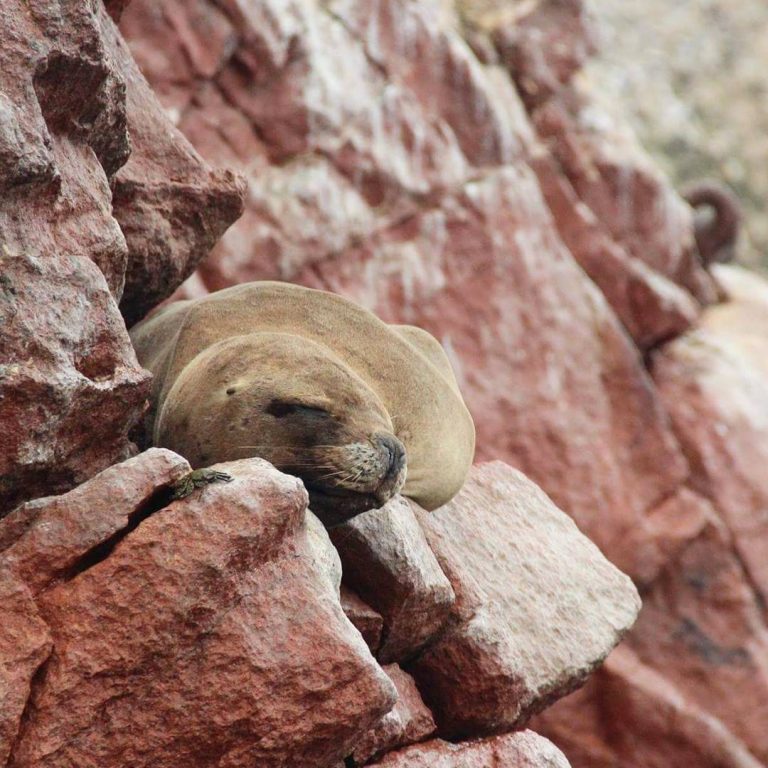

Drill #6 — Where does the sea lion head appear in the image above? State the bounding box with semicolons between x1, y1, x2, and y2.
157;332;407;526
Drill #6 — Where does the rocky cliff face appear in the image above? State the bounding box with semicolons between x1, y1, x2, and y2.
2;0;767;766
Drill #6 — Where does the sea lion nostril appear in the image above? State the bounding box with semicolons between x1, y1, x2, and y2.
374;433;406;478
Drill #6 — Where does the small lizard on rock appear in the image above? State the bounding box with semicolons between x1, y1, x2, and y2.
171;469;234;500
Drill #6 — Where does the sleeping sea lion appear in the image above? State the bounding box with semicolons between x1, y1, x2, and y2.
130;282;475;526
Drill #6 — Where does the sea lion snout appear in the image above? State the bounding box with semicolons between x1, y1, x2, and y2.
371;432;407;505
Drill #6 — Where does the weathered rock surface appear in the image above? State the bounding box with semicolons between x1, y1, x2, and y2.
330;496;455;663
0;573;51;767
105;11;245;327
409;462;641;738
0;0;243;513
652;267;768;610
352;664;436;765
368;730;571;768
535;646;764;768
625;490;768;763
0;448;189;590
120;0;702;587
1;454;396;768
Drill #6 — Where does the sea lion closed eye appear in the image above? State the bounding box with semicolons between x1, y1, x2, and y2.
130;281;475;527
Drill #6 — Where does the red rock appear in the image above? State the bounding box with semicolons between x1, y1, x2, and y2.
341;586;384;654
352;664;436;765
531;151;699;348
5;458;396;768
330;496;454;663
1;449;189;593
0;572;52;765
652;266;768;609
409;462;640;739
0;0;149;512
368;730;571;767
625;499;768;763
530;91;718;307
535;647;763;768
106;1;245;327
0;0;243;512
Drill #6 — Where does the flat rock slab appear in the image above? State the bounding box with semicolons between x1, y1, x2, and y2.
331;496;455;663
410;462;641;738
4;456;395;768
368;730;571;767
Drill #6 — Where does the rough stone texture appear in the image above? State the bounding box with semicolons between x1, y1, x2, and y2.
409;462;641;739
625;483;768;763
652;265;768;610
368;730;571;768
341;586;384;655
0;448;189;591
0;0;243;514
534;646;764;768
105;11;245;327
0;572;52;766
352;664;436;765
1;455;396;768
330;496;455;663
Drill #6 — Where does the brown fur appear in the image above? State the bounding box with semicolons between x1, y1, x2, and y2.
130;282;475;525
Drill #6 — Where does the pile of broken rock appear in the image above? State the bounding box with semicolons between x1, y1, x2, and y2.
0;452;639;767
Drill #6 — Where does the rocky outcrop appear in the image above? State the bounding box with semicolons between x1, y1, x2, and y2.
1;449;633;767
1;453;396;768
0;0;243;514
3;0;768;766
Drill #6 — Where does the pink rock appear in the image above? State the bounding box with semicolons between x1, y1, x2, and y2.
652;266;768;609
530;91;717;306
493;0;599;108
531;151;699;348
368;730;571;767
409;462;640;738
330;496;454;663
352;664;436;765
305;167;688;585
625;498;768;763
341;586;384;654
5;458;396;768
0;0;243;512
1;449;190;593
103;4;245;327
536;647;763;768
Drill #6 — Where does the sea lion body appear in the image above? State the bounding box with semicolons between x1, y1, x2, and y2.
130;282;475;525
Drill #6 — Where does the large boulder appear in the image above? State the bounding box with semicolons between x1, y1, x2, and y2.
409;462;641;738
0;453;395;768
